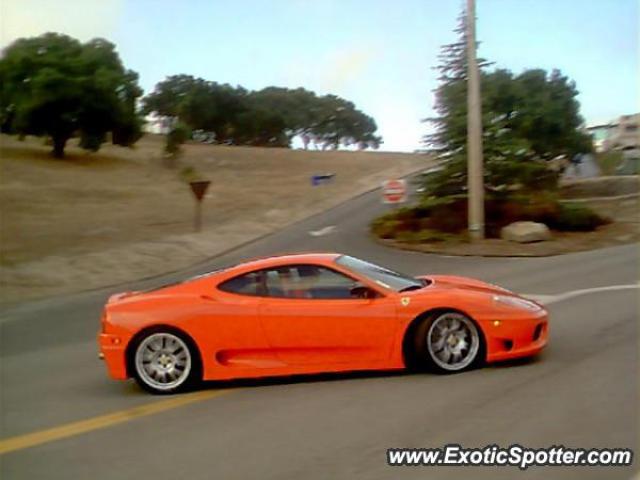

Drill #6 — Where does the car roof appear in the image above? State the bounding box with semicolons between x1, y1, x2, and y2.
230;253;342;272
143;254;345;294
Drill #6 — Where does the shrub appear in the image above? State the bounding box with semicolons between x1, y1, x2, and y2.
550;203;610;231
427;198;468;233
370;193;609;242
395;229;454;244
394;230;419;243
179;166;203;183
371;216;403;239
79;131;106;152
165;123;191;157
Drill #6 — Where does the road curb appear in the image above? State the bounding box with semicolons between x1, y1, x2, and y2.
371;232;640;258
559;192;639;203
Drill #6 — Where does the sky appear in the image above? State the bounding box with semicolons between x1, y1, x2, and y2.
2;0;638;151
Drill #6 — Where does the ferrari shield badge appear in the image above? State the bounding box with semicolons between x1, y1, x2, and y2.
401;297;411;307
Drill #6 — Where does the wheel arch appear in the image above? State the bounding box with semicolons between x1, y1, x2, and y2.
401;307;486;369
125;324;203;380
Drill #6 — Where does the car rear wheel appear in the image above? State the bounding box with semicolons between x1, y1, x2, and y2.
413;311;482;373
132;330;199;394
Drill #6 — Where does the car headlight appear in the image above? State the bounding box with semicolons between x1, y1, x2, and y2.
493;294;541;312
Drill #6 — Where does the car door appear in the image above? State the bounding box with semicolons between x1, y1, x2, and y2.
195;270;278;370
259;265;398;366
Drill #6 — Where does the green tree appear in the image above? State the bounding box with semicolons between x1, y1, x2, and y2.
141;74;197;118
235;108;288;147
304;94;381;150
509;69;592;157
143;76;250;144
0;33;142;158
424;9;492;153
422;10;592;198
143;77;381;149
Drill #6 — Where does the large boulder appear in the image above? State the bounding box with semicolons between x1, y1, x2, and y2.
501;221;551;243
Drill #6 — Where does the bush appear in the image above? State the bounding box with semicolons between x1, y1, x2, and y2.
112;115;143;147
165;123;191;157
550;203;610;231
371;216;403;239
426;198;468;233
179;165;203;183
370;194;609;242
395;229;454;244
79;131;106;152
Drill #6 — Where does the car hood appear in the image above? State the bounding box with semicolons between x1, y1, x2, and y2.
418;275;513;296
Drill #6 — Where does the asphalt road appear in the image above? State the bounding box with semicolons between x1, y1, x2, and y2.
1;184;638;480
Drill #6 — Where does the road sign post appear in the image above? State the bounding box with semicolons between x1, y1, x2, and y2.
381;179;407;205
189;180;211;232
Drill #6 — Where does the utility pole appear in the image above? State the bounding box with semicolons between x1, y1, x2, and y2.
466;0;485;240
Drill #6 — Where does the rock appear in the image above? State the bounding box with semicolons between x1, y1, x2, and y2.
501;221;551;243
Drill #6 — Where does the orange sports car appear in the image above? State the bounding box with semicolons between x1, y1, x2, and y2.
98;253;548;394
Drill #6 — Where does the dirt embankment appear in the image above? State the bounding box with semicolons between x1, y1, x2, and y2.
0;134;428;303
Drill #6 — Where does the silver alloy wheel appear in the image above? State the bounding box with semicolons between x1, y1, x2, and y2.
134;332;192;391
426;312;480;371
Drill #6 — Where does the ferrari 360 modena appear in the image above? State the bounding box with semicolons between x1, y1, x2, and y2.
98;253;548;394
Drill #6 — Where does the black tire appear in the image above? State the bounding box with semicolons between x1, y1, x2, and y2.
129;327;201;394
411;311;484;373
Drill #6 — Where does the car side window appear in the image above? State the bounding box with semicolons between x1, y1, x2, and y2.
264;265;362;299
218;271;266;296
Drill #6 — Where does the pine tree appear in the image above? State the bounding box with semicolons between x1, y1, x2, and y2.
423;9;491;152
419;6;593;199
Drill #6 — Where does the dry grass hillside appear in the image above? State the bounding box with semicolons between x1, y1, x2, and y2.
0;134;427;301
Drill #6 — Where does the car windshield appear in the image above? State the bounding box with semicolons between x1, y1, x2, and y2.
335;255;424;292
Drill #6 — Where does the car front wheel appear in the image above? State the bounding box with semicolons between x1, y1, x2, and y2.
414;311;482;373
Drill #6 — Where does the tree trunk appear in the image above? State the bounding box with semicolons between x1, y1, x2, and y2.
52;135;67;159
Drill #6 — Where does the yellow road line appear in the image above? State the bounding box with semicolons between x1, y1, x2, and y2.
0;389;229;455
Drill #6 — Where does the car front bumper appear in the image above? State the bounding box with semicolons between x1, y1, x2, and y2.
484;310;549;363
98;333;128;380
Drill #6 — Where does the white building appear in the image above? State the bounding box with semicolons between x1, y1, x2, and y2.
143;113;173;135
587;113;639;152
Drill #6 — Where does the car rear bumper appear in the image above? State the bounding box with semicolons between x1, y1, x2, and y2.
98;333;128;380
484;312;549;363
